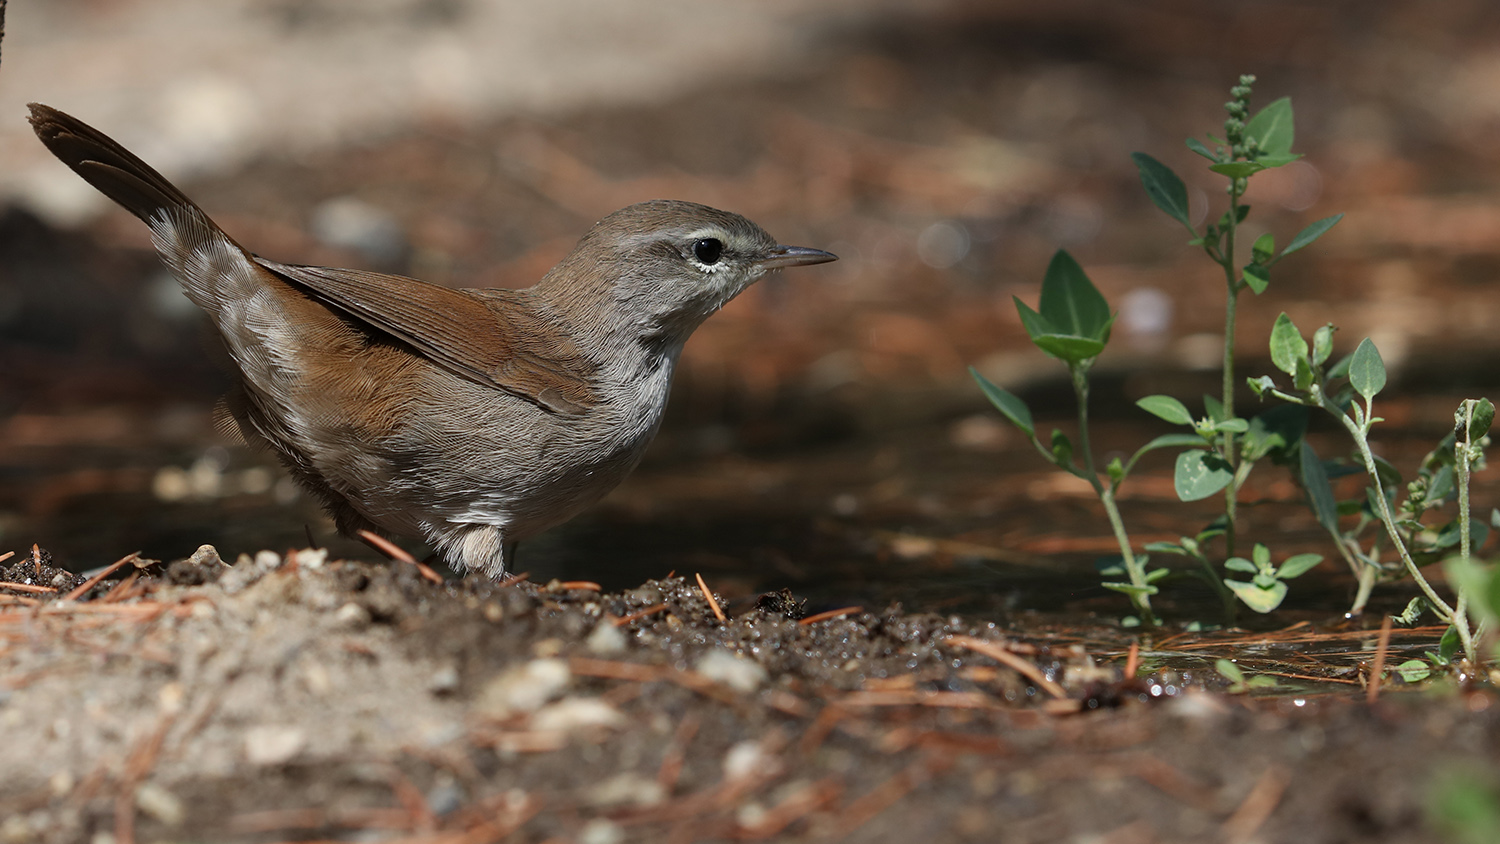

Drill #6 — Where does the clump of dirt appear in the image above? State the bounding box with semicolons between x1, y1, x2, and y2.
3;548;1497;843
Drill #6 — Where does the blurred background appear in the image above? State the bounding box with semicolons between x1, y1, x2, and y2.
3;0;1500;614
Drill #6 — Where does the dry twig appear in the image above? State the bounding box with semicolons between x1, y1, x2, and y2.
695;573;726;623
614;602;669;626
798;606;862;626
63;552;141;601
357;530;444;585
947;635;1068;699
1367;614;1394;703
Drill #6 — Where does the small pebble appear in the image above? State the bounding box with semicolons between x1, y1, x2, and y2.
334;602;372;628
476;658;570;716
244;725;306;766
530;697;624;732
428;662;460;695
696;649;767;693
586;621;627;655
134;782;185;827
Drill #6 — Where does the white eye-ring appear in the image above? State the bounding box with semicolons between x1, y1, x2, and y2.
690;237;725;272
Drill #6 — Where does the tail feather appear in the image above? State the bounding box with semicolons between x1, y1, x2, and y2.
28;103;204;225
28;103;264;316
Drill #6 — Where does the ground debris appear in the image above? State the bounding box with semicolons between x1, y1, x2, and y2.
2;551;1494;842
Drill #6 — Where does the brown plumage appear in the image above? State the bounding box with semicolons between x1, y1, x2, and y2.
29;103;836;577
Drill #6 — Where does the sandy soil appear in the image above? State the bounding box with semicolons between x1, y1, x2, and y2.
4;549;1497;844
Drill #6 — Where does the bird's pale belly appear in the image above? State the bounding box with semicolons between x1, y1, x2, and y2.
318;362;670;543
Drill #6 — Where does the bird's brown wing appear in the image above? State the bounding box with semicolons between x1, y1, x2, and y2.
259;260;598;415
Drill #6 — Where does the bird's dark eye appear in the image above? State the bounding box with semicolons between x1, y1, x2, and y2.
692;238;723;265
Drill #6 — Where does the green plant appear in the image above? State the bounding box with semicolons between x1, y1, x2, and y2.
972;74;1341;625
1251;322;1495;663
1214;658;1278;693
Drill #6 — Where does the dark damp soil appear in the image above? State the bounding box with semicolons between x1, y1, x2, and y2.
7;1;1500;841
3;549;1498;844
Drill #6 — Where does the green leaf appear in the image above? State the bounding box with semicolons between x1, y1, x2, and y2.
1102;582;1159;599
1252;543;1271;569
1137;395;1194;426
1039;250;1113;341
1014;297;1056;343
1247;375;1275;397
1210;161;1265;179
1031;334;1107;361
1433;518;1489;553
1439;625;1462;662
1196;518;1228;544
1144;541;1188;555
1312;324;1335;367
1246;96;1295;155
1134;433;1210;456
1277;553;1323;579
1131;152;1193;229
1215;658;1245;684
1489;562;1500;622
1491;508;1500;530
1281;214;1344;259
1203;394;1226;424
1269;313;1307;378
1215;418;1250;434
1446;557;1500;623
970;367;1035;438
1051;429;1074;467
1294;356;1315;391
1349;338;1387;402
1226;578;1289;613
1106;456;1125;485
1175;449;1234;501
1245;405;1306;463
1464;398;1495;442
1252;153;1302;169
1224;556;1257;573
1395;659;1430;683
1300;441;1340;533
1394;596;1428;626
1016;296;1106;363
1429;465;1455;503
1218;205;1251;228
1185;137;1218;161
1252;232;1275;264
1243;263;1269;294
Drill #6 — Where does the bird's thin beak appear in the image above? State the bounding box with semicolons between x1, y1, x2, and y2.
760;245;838;269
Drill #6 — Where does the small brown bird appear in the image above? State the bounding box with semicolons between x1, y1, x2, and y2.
29;103;836;578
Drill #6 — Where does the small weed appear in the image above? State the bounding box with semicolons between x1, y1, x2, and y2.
973;74;1496;666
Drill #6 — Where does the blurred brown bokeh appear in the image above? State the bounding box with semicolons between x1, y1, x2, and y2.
3;0;1499;585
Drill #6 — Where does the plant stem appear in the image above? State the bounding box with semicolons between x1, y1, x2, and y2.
1072;365;1098;483
1073;363;1157;626
1099;486;1157;627
1193;550;1238;625
1328;396;1473;657
1330;535;1379;616
1219;184;1244;561
1454;403;1479;662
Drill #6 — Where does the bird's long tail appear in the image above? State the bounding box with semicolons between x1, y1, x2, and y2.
28;103;210;226
28;103;266;319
